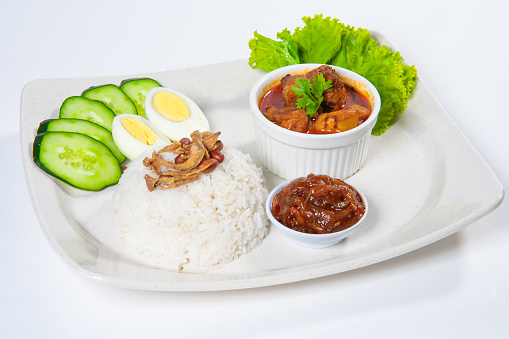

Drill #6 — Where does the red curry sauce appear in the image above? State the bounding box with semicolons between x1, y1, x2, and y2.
259;83;371;114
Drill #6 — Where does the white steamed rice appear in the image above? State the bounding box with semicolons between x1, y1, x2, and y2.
111;146;269;269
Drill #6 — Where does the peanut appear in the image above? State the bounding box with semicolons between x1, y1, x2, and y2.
174;154;187;164
198;158;219;173
214;141;224;152
210;150;225;163
179;137;191;145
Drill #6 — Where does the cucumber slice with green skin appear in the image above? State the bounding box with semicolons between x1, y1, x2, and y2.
59;96;115;131
33;131;122;191
37;118;126;164
120;78;162;118
82;84;137;116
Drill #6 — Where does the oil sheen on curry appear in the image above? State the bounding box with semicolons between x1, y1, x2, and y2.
259;65;371;134
271;174;366;234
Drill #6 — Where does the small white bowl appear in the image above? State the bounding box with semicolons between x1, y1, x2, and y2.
266;179;368;248
249;64;381;180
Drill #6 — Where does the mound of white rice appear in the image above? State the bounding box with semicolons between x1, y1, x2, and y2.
111;146;269;269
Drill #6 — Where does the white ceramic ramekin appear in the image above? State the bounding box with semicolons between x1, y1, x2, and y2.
249;64;381;180
266;179;369;248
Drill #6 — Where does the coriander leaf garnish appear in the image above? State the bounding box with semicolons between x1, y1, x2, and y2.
292;73;332;117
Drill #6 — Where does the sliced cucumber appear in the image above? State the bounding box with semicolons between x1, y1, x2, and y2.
120;78;162;118
59;96;115;131
37;118;126;164
82;84;137;116
33;132;121;191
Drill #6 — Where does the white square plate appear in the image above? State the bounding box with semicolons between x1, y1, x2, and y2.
20;32;504;291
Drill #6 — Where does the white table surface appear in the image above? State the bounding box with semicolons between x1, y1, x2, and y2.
2;0;508;337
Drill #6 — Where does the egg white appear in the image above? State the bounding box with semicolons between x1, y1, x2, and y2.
145;87;209;141
112;114;171;161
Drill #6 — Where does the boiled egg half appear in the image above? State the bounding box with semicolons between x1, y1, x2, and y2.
145;87;209;141
112;114;170;161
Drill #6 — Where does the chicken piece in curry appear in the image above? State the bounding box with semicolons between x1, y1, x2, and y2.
259;65;371;134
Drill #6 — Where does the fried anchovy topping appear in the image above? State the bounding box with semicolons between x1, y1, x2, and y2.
142;130;224;191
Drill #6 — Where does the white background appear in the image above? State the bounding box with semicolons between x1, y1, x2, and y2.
1;0;508;338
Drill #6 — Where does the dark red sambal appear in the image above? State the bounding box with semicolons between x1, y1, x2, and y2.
271;174;366;234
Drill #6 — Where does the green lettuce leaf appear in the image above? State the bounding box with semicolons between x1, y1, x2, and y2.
248;31;300;72
288;15;347;64
248;14;418;135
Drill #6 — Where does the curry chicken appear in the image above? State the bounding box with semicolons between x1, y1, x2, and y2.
259;65;371;134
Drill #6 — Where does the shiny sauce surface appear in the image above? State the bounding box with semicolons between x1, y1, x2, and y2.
271;174;366;234
259;83;371;114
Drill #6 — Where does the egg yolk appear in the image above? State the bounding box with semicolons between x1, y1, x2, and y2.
121;117;158;145
152;91;191;122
